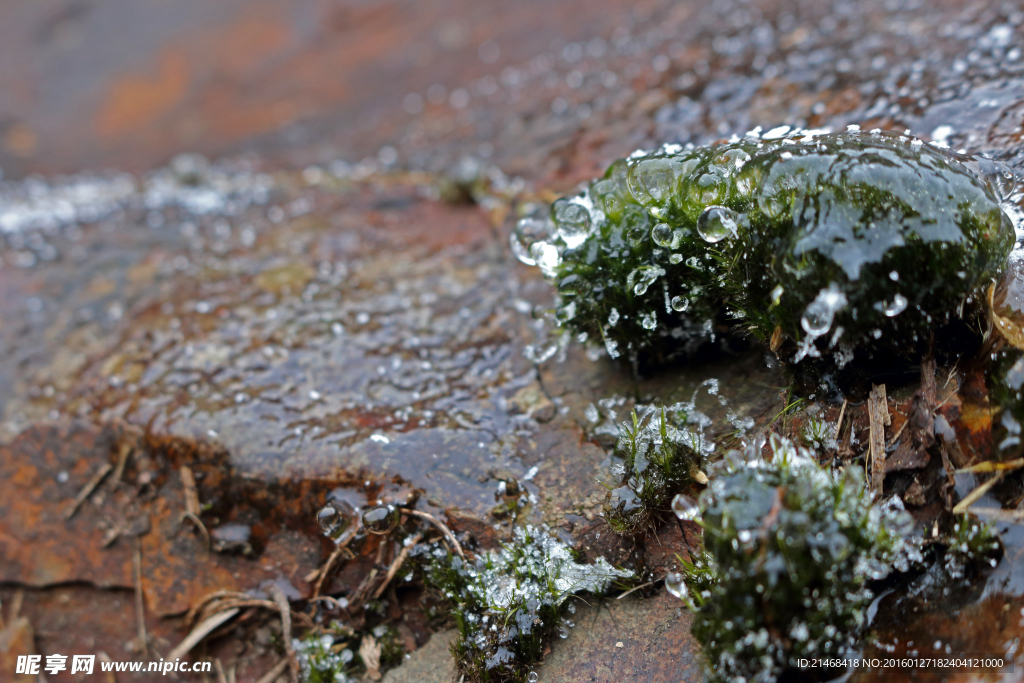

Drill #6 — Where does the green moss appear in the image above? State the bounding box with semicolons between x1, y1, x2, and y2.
604;405;709;534
520;129;1014;371
688;434;921;682
943;515;1002;579
426;525;633;682
294;633;353;683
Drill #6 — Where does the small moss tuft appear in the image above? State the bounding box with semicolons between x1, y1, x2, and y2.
604;405;710;534
690;434;921;682
426;525;633;682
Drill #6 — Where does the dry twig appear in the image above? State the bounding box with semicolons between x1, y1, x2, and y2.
167;608;242;661
65;463;113;519
407;509;465;559
112;441;133;487
952;472;1006;515
268;585;298;683
867;384;889;495
373;533;422;600
312;534;356;599
133;538;148;656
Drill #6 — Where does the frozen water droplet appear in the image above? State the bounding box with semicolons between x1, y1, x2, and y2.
627;157;681;206
607;307;620;326
641;311;657;330
771;285;784;306
665;572;688;600
883;294;908;317
317;500;359;543
671;493;700;521
553;200;593;249
670;295;689;312
528;673;539;683
669;253;683;264
511;218;549;265
604;335;620;359
651;222;674;247
528;241;561;277
362;504;399;535
627;265;665;295
626;224;648;245
801;283;848;336
696;205;740;243
317;505;339;533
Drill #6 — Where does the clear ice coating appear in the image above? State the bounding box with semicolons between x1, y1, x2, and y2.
527;129;1014;368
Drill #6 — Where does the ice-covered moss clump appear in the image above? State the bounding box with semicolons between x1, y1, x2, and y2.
428;525;632;683
604;404;712;534
689;434;921;683
517;128;1014;370
294;633;353;683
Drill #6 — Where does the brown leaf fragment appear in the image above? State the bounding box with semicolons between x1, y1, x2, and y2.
885;392;935;472
868;384;889;494
360;634;383;680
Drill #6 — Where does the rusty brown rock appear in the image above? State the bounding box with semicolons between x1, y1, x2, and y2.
536;591;703;683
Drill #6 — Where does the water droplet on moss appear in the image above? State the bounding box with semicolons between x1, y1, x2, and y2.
511;218;549;265
528;242;560;277
651;222;674;247
665;572;688;600
670;295;689;312
696;205;740;243
553;200;593;249
641;311;657;330
672;493;700;520
627;265;665;296
881;294;909;317
801;284;848;336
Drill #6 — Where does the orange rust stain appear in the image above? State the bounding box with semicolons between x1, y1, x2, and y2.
206;15;291;77
96;48;190;138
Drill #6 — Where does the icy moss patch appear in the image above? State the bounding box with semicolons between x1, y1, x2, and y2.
943;515;1002;579
689;435;921;682
518;129;1014;370
604;404;712;534
294;633;354;683
427;525;632;682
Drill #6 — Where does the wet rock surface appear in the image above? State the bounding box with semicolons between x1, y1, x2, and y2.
1;0;1024;680
536;592;702;683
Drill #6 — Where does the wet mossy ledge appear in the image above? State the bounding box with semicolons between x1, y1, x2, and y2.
515;127;1016;388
